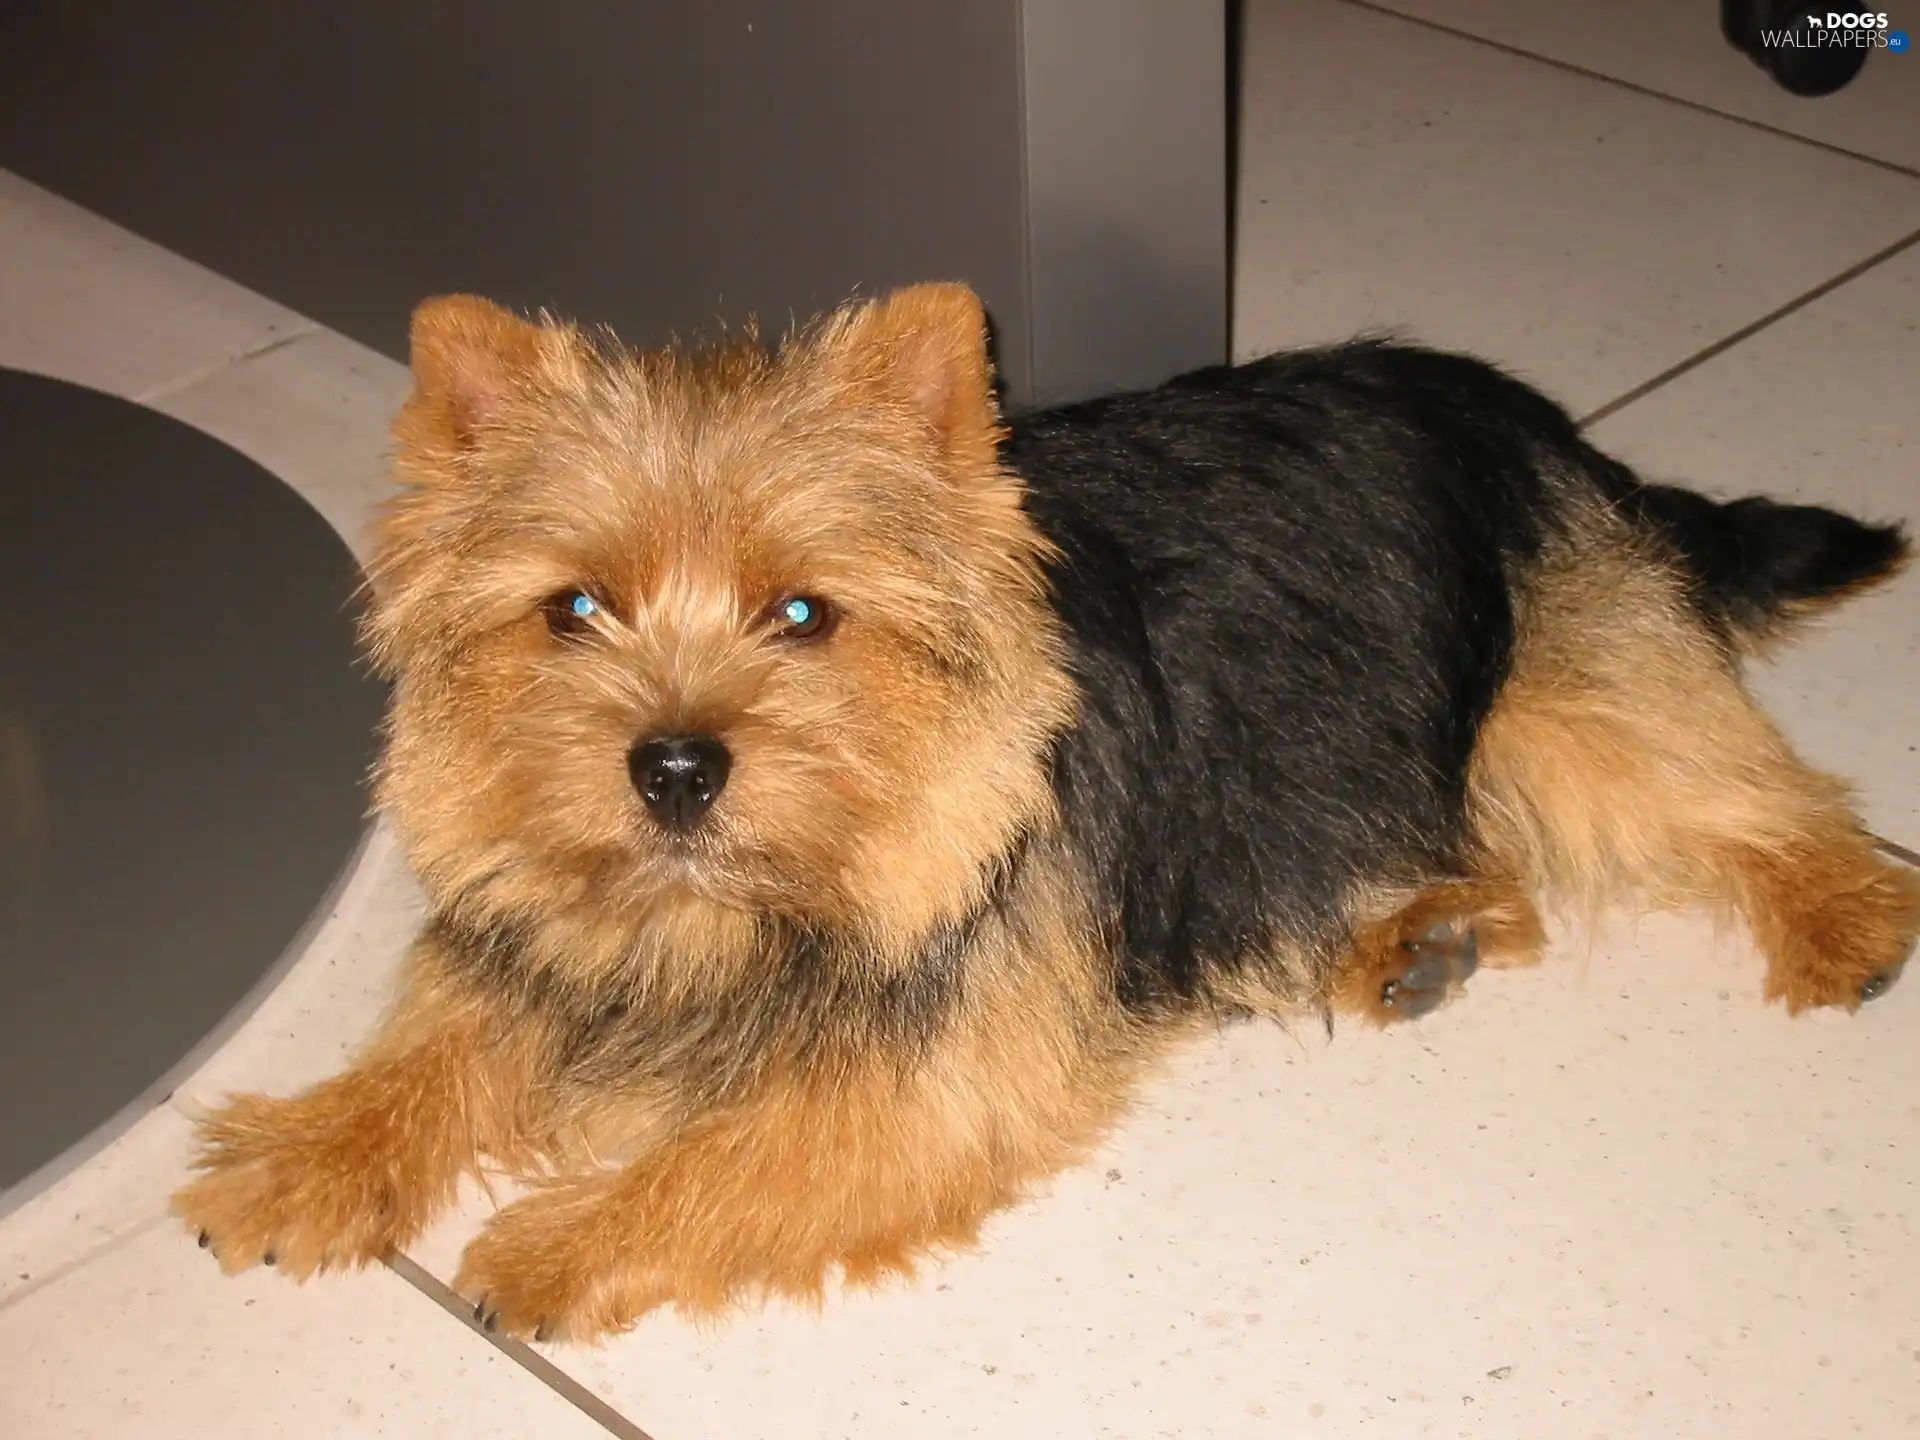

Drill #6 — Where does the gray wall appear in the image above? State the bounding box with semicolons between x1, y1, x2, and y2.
0;1;1226;409
1022;0;1229;405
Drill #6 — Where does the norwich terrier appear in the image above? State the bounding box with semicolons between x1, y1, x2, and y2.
173;282;1917;1342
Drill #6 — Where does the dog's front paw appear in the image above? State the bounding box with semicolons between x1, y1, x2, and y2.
170;1093;412;1278
454;1178;667;1343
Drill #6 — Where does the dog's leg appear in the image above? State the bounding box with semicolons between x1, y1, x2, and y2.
172;937;534;1277
1330;876;1547;1024
1717;814;1919;1012
451;1094;994;1341
1468;523;1919;1012
453;928;1144;1340
452;1054;1124;1343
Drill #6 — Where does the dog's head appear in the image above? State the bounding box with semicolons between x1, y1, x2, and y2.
365;285;1073;979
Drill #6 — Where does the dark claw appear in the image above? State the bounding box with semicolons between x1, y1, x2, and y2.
197;1230;211;1250
533;1321;552;1344
1399;953;1452;992
1381;922;1480;1019
1456;928;1480;978
483;1310;500;1334
262;1251;276;1268
1860;968;1899;1003
1381;975;1447;1019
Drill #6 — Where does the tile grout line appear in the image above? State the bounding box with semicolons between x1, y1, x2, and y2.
0;1211;176;1315
1577;225;1920;427
1334;0;1920;180
1875;834;1920;870
383;1252;659;1440
132;324;321;405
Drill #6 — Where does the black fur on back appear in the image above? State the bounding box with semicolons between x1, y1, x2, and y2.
1006;341;1602;1009
1004;339;1902;1013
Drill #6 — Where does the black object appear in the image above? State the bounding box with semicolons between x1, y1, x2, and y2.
629;736;732;831
1723;0;1871;96
0;369;386;1210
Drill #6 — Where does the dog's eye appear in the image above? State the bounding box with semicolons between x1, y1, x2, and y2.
543;588;603;638
771;594;833;640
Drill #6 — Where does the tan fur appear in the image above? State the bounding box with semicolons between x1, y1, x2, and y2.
174;284;1155;1339
1456;498;1918;1014
451;844;1169;1336
368;288;1075;982
173;936;546;1277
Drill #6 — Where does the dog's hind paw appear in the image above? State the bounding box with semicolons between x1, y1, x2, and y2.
1331;879;1546;1026
1379;921;1479;1019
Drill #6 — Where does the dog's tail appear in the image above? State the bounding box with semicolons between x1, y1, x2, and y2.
1620;481;1910;641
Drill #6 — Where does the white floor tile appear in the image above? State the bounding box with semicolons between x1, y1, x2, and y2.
1588;243;1920;844
0;1105;192;1309
0;1221;614;1440
1366;0;1920;172
152;327;410;563
1234;0;1920;413
0;169;312;402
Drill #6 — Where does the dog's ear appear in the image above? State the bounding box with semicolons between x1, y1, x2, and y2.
821;283;1002;469
400;295;570;466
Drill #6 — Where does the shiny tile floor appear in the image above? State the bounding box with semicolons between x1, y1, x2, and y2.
3;3;1918;1435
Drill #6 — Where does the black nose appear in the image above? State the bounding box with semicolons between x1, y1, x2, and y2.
628;734;731;830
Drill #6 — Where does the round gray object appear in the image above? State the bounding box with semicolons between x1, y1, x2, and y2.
0;367;387;1206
